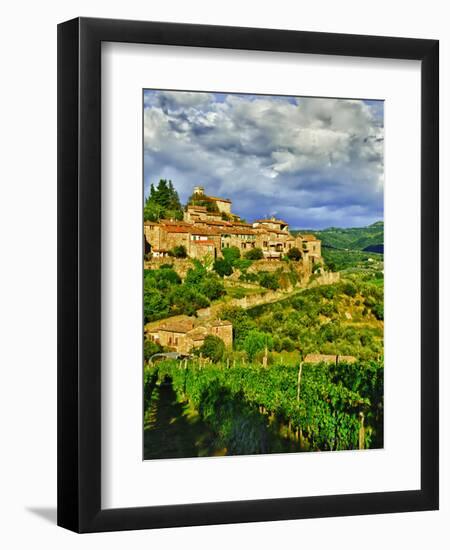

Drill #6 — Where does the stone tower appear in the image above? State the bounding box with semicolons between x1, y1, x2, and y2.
193;185;205;195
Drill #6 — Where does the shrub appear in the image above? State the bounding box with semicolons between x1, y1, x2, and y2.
199;273;225;300
244;247;264;260
144;339;162;361
144;287;170;322
197;335;225;362
371;302;384;320
233;258;252;271
222;246;241;264
242;329;273;362
280;337;296;352
342;281;357;297
213;258;233;278
168;244;187;258
185;263;207;285
259;272;280;290
157;268;181;287
239;271;259;283
319;285;336;300
287;247;302;261
220;305;256;344
170;285;209;316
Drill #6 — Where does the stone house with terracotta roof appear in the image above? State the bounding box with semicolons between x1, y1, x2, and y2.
147;317;233;354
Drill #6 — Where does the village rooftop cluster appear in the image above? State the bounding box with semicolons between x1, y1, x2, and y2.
144;186;322;263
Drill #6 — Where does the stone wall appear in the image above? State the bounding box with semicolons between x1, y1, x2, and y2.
144;257;193;279
309;271;340;286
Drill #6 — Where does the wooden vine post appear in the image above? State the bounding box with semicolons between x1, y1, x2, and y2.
296;351;304;402
296;361;303;402
296;352;304;447
358;411;365;450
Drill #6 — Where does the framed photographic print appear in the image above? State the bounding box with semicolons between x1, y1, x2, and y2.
57;17;439;532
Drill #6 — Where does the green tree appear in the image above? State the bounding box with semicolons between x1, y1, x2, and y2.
213;258;233;278
185;262;207;286
244;247;264;260
144;287;170;322
222;246;241;264
144;197;164;222
144;179;183;221
220;305;256;345
168;244;187;258
243;330;273;362
280;336;296;351
197;335;225;362
144;268;181;291
170;285;209;316
144;339;163;361
286;247;302;261
342;281;357;297
259;272;280;290
198;273;225;300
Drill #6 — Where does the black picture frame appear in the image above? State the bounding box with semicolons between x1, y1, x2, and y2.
57;17;439;533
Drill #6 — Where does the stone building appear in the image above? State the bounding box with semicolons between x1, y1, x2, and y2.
301;234;322;262
144;186;322;265
146;317;233;354
192;186;232;214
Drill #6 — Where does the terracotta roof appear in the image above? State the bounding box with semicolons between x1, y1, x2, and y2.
301;234;319;242
192;240;216;245
195;219;232;227
207;196;232;203
191;228;220;236
269;229;290;235
160;219;191;226
232;221;252;228
186;327;208;341
157;320;195;334
254;218;288;225
165;226;191;234
220;228;256;236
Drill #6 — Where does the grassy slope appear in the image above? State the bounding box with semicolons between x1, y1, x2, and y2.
293;221;384;251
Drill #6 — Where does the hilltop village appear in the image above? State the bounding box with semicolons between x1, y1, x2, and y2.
144;186;322;265
144;185;327;357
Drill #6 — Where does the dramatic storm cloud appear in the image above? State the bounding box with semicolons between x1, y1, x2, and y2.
143;90;384;229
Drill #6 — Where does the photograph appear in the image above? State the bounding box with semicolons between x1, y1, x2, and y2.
142;89;385;459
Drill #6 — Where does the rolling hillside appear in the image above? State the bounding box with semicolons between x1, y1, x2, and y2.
293;221;384;252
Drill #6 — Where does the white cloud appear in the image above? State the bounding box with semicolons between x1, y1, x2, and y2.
143;90;384;228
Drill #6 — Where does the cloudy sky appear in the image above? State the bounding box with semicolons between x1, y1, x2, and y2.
143;90;384;229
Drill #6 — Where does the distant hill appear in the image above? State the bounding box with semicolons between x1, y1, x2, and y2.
363;243;384;254
293;221;384;253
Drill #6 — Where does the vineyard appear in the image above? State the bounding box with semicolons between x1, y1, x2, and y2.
144;358;383;458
